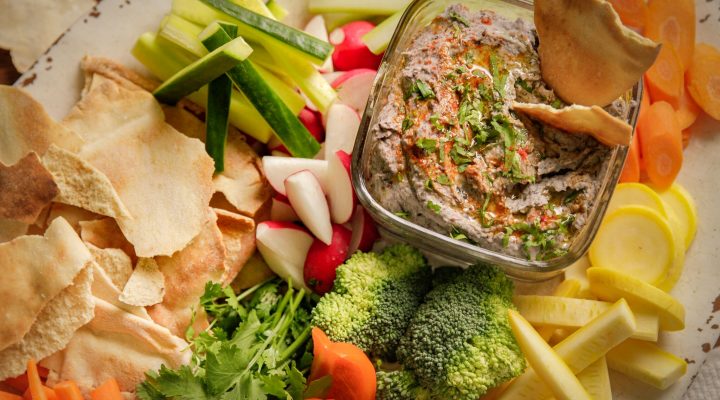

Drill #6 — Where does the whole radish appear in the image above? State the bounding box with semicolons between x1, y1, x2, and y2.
304;224;353;294
330;21;383;71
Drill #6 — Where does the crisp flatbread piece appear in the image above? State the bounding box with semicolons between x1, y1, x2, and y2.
86;243;133;290
0;217;28;244
91;261;150;320
534;0;660;106
214;208;256;285
45;203;101;232
42;297;190;396
512;102;633;146
42;145;131;219
0;266;94;380
0;217;91;351
79;218;137;262
148;211;226;337
66;75;214;257
0;86;83;165
120;258;165;307
0;152;58;224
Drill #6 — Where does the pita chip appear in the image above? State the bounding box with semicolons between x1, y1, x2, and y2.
148;211;226;337
214;208;256;285
230;252;277;292
0;152;58;224
0;217;92;352
0;266;94;380
0;86;83;165
513;102;633;146
80;56;159;93
534;0;660;106
42;145;131;219
86;243;133;290
79;218;137;262
120;258;165;307
0;217;28;244
43;298;190;396
91;261;150;320
45;203;101;233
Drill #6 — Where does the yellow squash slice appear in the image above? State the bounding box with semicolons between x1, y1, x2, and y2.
499;300;636;400
507;309;591;400
576;357;612;400
657;183;698;250
607;182;668;217
589;205;676;287
587;267;685;330
606;339;687;390
536;279;583;341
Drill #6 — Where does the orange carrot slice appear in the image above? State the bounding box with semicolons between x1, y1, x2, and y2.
676;86;702;129
638;101;683;189
52;382;82;400
682;129;692;149
309;327;335;382
645;0;695;71
325;343;377;400
26;361;46;400
620;131;641;183
609;0;648;30
645;44;684;108
0;392;23;400
89;379;121;400
686;43;720;120
22;387;56;400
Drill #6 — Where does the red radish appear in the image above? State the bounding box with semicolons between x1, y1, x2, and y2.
332;69;377;114
256;221;314;289
304;224;353;294
270;194;299;221
349;206;380;253
269;109;325;153
285;170;333;244
262;156;329;195
325;103;361;158
327;150;356;224
330;21;383;71
322;71;345;85
304;15;334;73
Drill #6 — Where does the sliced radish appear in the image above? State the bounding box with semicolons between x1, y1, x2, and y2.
331;21;383;71
324;103;361;158
322;71;345;85
262;156;329;195
285;170;333;244
304;224;352;294
327;150;356;224
270;194;299;221
269;108;325;154
256;221;314;290
304;15;334;73
332;69;376;114
349;205;380;254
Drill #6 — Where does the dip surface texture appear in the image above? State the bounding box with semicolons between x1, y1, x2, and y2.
367;5;627;260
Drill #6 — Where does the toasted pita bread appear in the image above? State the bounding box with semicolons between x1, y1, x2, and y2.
534;0;659;106
230;252;276;292
66;76;214;257
512;102;633;146
80;56;159;93
86;243;133;290
45;203;101;233
0;152;58;224
148;211;226;337
0;217;92;351
0;86;83;165
42;145;131;219
42;297;190;396
120;258;165;307
214;208;256;285
79;218;137;263
0;266;94;380
0;217;28;244
90;261;150;320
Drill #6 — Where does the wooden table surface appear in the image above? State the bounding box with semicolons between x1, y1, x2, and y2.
0;49;21;85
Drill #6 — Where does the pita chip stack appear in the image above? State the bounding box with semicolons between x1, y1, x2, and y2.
0;152;58;224
120;258;165;307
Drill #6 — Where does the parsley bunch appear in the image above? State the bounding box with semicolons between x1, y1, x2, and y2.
138;279;315;400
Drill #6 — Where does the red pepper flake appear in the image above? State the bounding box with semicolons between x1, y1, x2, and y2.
480;15;492;25
518;148;528;161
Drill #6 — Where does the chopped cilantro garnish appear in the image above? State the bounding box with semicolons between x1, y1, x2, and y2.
394;210;410;219
551;98;564;109
402;116;414;132
448;10;470;27
479;193;494;227
450;225;468;240
436;174;452;185
502;226;514;247
489;53;508;98
416;138;438;151
414;80;435;99
425;179;434;189
427;200;442;214
516;78;534;94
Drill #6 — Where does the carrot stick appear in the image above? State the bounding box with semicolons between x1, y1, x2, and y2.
638;101;683;189
22;387;56;400
325;343;376;400
645;44;684;108
52;382;82;400
620;130;641;183
608;0;648;30
309;327;335;382
685;43;720;121
89;379;122;400
645;0;696;71
26;361;46;400
675;86;702;129
0;392;23;400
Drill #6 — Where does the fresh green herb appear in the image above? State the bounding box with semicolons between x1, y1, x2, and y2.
415;80;435;99
394;210;410;219
448;10;470;27
402;116;414;132
516;78;533;94
455;66;467;74
138;279;314;400
436;174;452;186
438;139;446;163
502;226;514;248
489;53;508;98
425;179;434;189
416;138;438;152
479;194;494;227
450;225;468;240
464;52;475;65
563;189;583;205
394;172;405;182
551;98;564;109
427;200;442;214
429;114;445;132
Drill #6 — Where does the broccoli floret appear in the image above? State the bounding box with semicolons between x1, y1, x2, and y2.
397;264;526;400
376;369;430;400
311;244;431;359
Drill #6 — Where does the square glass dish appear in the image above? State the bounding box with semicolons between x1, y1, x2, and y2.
351;0;642;281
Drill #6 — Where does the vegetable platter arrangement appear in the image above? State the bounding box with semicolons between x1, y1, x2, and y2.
0;0;718;399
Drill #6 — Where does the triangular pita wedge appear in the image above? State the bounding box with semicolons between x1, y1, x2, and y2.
79;218;137;263
91;261;150;319
42;145;131;219
513;102;632;146
0;217;92;352
214;208;256;285
0;266;94;380
148;211;226;337
0;152;58;224
86;243;133;290
45;203;101;233
535;0;660;106
0;86;84;165
42;297;190;397
119;258;165;307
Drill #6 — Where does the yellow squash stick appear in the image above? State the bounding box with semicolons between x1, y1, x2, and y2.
535;279;582;341
499;299;636;400
606;339;687;390
507;309;591;400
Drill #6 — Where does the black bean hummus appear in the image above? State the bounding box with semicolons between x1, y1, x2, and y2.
366;5;629;260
